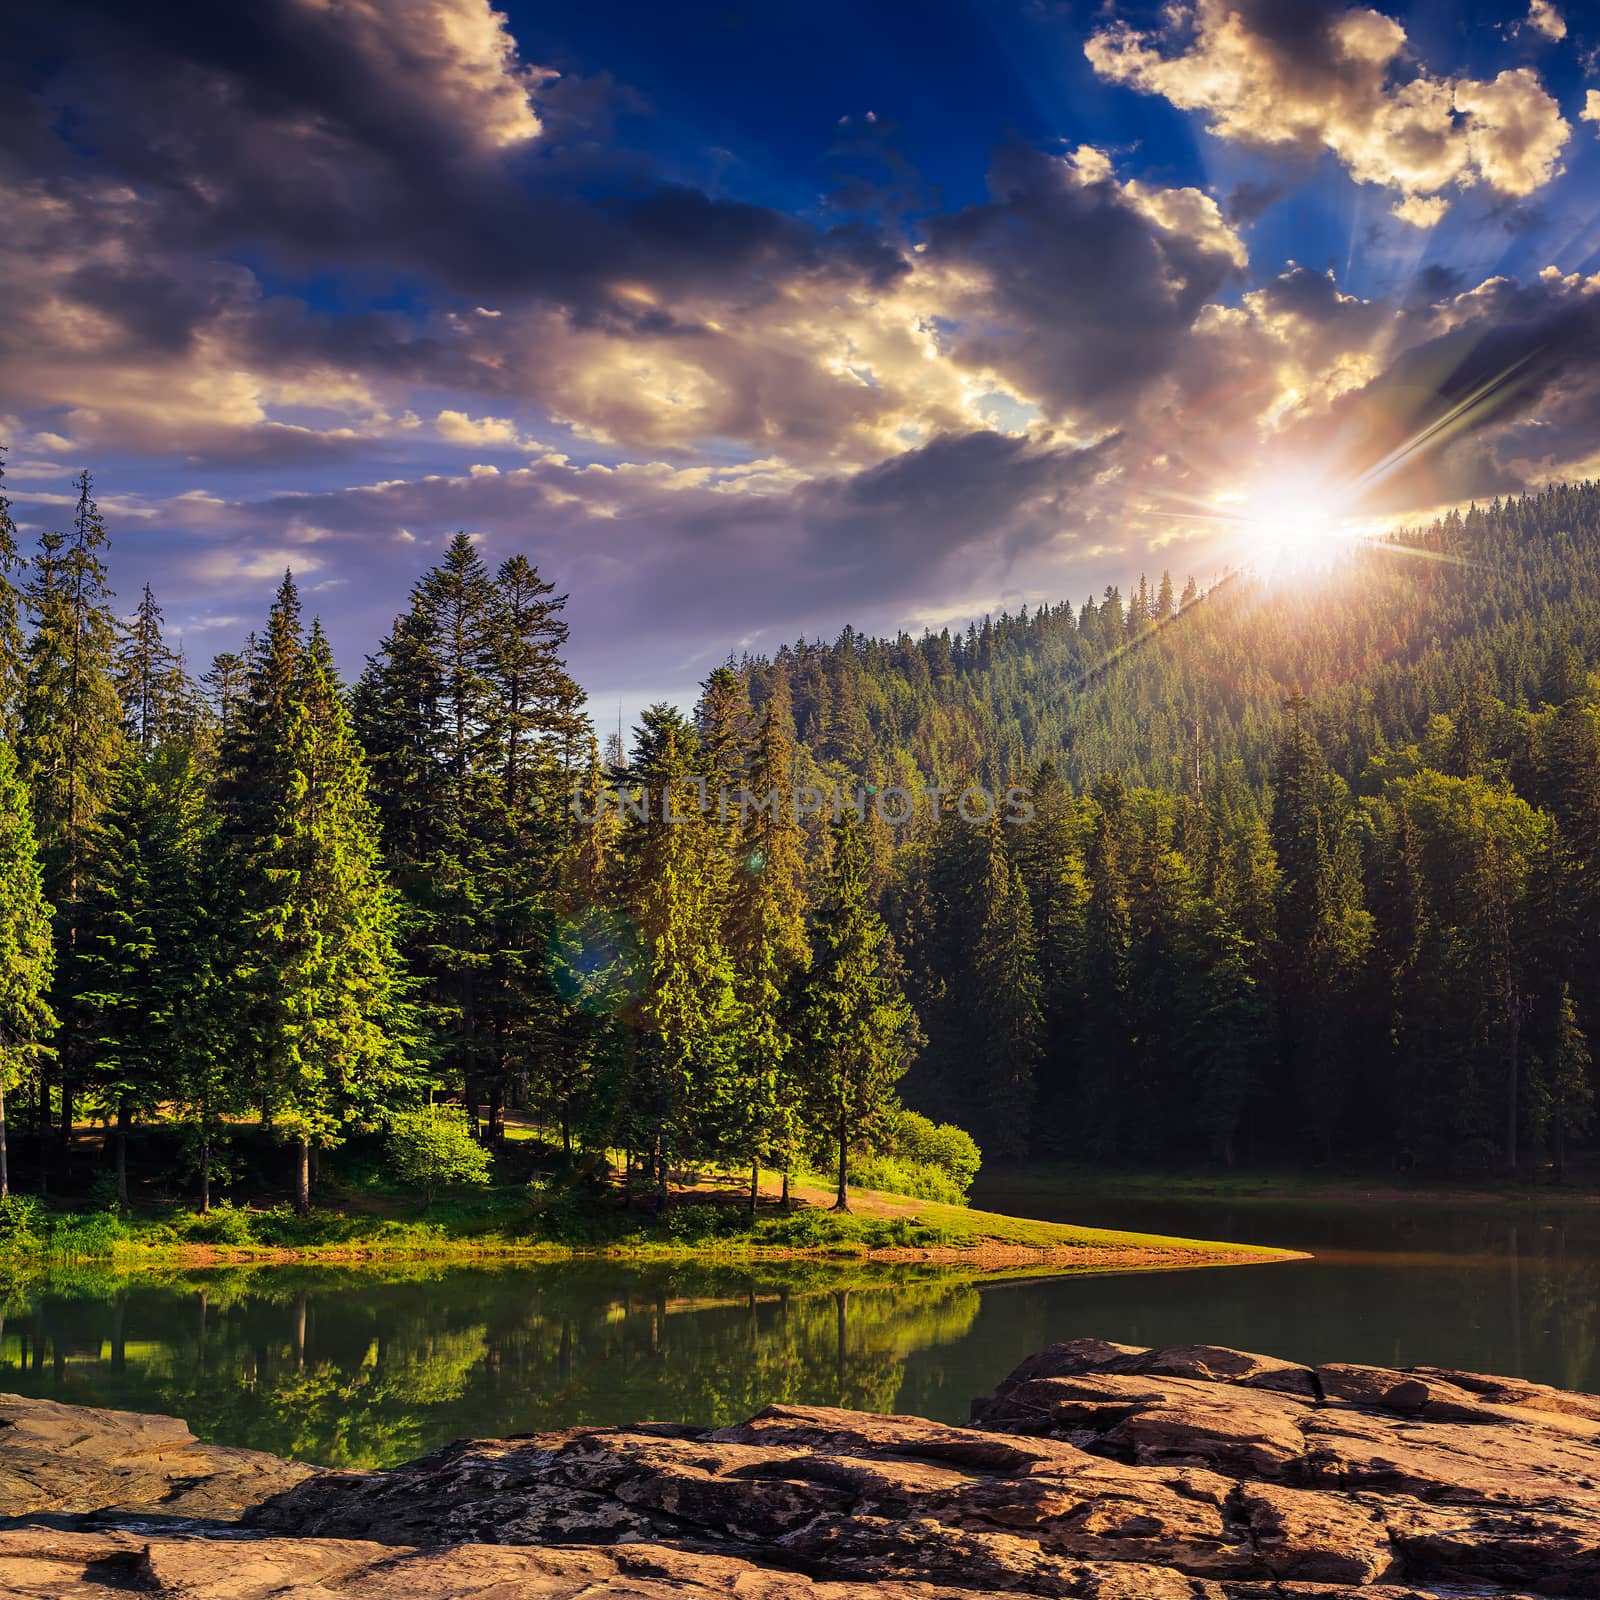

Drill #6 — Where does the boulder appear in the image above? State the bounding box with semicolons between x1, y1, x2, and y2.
5;1339;1600;1597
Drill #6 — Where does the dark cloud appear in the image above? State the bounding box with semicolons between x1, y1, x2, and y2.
9;0;902;325
1289;275;1600;509
925;144;1245;422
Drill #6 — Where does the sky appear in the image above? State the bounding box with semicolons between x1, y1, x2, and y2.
7;0;1600;716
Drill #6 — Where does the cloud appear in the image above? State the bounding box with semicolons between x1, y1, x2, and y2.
921;144;1247;426
1086;0;1570;224
1583;90;1600;132
1525;0;1567;42
434;410;542;450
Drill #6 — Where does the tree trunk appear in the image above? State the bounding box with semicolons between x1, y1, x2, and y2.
748;1158;760;1217
295;1136;311;1215
654;1123;669;1215
199;1124;211;1214
36;1069;49;1198
488;1081;505;1146
562;1113;572;1159
0;1080;8;1201
1506;997;1521;1176
781;1165;791;1209
60;1078;73;1150
115;1103;130;1210
832;1120;850;1212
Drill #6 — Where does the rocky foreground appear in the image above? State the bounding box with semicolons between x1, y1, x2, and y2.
6;1339;1600;1598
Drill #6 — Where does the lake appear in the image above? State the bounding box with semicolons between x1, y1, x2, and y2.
4;1187;1599;1468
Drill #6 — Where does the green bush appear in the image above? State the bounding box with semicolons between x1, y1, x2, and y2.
385;1105;494;1206
849;1153;967;1205
884;1111;981;1194
177;1201;256;1246
0;1194;44;1251
47;1211;131;1259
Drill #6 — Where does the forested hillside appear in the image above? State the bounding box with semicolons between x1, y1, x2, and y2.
749;484;1600;801
747;485;1600;1176
2;459;1599;1215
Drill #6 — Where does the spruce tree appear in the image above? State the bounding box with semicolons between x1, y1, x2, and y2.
73;744;207;1204
0;742;56;1200
484;552;588;1143
117;583;193;752
617;705;743;1208
967;820;1042;1157
798;814;915;1211
1080;772;1133;1150
249;623;418;1209
18;472;126;1152
0;450;24;738
726;689;810;1209
358;536;502;1129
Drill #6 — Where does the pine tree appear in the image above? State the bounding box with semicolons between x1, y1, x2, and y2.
0;742;56;1200
1540;983;1593;1181
358;536;502;1129
203;651;247;730
494;553;586;813
1270;696;1369;1146
966;821;1042;1157
0;450;25;738
117;584;193;752
248;623;418;1210
1080;772;1133;1150
726;689;810;1209
18;472;126;1154
617;705;743;1207
73;744;207;1204
484;552;589;1143
798;814;916;1210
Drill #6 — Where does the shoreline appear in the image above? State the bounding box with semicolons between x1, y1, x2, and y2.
74;1237;1308;1270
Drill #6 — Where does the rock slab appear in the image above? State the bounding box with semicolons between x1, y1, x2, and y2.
7;1338;1600;1596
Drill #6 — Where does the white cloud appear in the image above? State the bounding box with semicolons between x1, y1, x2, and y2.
1086;0;1570;225
1526;0;1567;41
1583;89;1600;131
434;409;542;449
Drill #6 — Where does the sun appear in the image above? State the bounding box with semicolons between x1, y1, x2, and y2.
1232;469;1353;571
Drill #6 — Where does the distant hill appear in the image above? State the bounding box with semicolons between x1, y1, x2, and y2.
740;482;1600;803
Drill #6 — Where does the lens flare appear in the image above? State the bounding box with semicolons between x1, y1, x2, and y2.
1231;469;1353;571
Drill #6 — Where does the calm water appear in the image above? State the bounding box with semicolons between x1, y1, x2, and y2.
5;1188;1600;1468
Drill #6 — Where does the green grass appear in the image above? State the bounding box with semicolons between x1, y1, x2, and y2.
0;1176;1294;1271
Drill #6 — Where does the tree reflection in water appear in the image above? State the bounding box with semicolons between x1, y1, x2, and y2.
0;1262;983;1466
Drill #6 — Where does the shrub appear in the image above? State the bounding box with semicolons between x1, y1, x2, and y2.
849;1153;967;1206
385;1105;494;1206
178;1201;256;1247
47;1211;131;1259
0;1194;44;1251
889;1111;981;1190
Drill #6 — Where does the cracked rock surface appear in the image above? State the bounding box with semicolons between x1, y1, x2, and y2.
6;1338;1600;1596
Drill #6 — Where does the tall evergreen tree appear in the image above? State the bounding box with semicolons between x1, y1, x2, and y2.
73;744;207;1203
616;706;743;1207
798;814;916;1210
0;742;55;1200
117;584;193;752
249;623;417;1209
966;821;1042;1156
0;451;24;738
726;689;810;1209
18;472;126;1151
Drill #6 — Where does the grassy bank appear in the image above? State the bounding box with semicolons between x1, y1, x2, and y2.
0;1174;1301;1273
973;1163;1600;1212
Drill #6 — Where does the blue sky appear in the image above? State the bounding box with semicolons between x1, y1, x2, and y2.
6;0;1600;715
